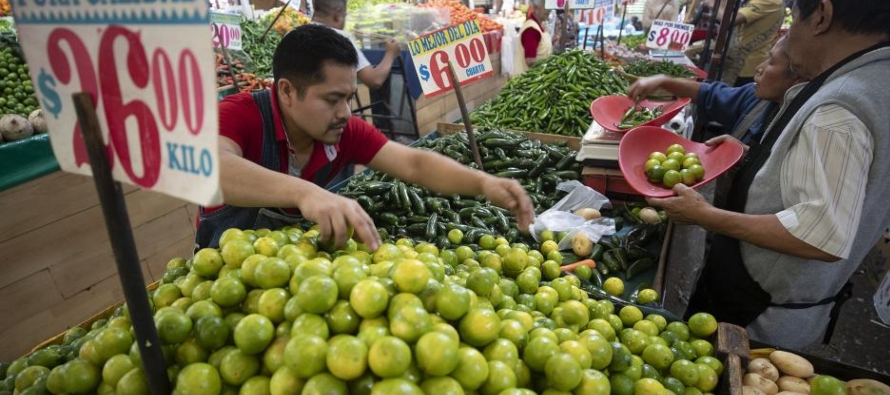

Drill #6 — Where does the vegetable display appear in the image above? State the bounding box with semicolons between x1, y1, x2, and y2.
417;0;504;32
616;104;663;130
241;19;282;78
337;129;581;248
470;50;628;136
261;6;311;37
623;59;696;79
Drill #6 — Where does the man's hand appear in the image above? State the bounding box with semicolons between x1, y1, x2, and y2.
298;188;381;251
385;39;401;57
706;134;749;152
627;75;669;102
646;184;712;225
481;176;536;231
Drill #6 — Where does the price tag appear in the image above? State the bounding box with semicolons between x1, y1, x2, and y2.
13;1;221;206
408;20;493;98
646;20;694;51
211;11;244;51
546;0;614;10
578;0;615;25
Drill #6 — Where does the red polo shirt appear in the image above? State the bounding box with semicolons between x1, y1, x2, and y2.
203;89;389;215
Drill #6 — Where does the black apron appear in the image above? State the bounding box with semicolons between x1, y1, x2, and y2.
195;90;351;249
688;42;889;343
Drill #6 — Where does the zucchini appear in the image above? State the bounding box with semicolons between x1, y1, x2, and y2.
426;213;439;240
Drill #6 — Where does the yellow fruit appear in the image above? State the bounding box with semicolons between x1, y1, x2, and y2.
459;309;501;348
687;312;718;338
415;331;460;376
326;335;368;380
603;277;625;297
391;259;431;294
284;335;328;379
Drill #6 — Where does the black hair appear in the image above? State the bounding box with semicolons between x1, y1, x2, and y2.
794;0;890;36
272;24;358;97
313;0;346;17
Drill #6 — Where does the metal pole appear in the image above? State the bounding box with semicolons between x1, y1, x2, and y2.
72;93;171;395
617;2;628;44
446;61;484;170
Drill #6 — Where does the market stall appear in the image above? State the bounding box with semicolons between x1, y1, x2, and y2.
3;0;890;393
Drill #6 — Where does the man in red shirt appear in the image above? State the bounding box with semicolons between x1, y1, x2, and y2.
198;24;534;250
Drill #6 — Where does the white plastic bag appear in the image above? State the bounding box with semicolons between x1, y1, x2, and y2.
530;181;616;249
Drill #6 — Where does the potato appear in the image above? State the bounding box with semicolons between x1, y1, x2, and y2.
745;373;780;395
749;358;780;382
770;351;814;378
745;386;769;395
847;379;890;395
575;208;601;220
571;233;593;257
639;207;662;224
778;376;811;394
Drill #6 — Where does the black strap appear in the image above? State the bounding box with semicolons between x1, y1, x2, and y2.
821;281;854;344
726;41;890;212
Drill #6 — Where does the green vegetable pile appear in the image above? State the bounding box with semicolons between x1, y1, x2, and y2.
470;50;628;136
337;128;580;248
0;35;39;117
616;104;664;130
620;34;648;49
623;59;696;78
241;19;281;77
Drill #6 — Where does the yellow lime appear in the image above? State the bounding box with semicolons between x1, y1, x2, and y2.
233;314;274;355
284;335;328;379
326;335;368;380
219;349;259;386
687;312;718;338
416;331;459;376
604;277;625;297
350;279;390;319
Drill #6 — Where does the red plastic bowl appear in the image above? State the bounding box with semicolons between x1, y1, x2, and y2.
685;64;708;80
590;95;692;133
618;126;745;198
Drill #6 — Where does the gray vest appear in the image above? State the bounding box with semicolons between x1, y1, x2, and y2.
740;47;890;347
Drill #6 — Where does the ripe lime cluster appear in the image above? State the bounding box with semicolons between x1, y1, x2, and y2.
644;144;705;188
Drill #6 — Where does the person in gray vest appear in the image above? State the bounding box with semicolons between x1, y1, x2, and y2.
648;0;890;348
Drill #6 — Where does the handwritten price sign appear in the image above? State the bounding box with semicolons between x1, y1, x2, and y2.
13;0;221;206
546;0;613;10
578;0;615;24
211;11;243;51
408;20;493;98
646;20;694;51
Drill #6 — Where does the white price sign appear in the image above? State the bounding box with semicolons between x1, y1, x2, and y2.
211;11;243;51
578;0;615;24
408;20;493;98
646;20;694;51
546;0;614;10
13;0;222;206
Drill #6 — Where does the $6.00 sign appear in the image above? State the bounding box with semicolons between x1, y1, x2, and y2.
408;20;493;98
13;1;221;206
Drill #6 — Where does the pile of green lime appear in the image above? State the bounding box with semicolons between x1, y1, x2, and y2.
0;45;39;118
644;144;706;188
2;225;725;395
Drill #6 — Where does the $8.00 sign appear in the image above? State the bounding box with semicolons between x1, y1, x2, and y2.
408;20;493;98
646;20;694;51
13;0;221;206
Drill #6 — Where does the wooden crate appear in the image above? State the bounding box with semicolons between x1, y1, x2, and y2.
25;281;160;357
437;122;583;151
716;323;750;395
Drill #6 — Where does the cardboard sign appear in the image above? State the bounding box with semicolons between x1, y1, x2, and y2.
13;0;222;206
578;0;616;25
646;19;694;51
211;11;244;51
408;20;493;98
546;0;614;10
